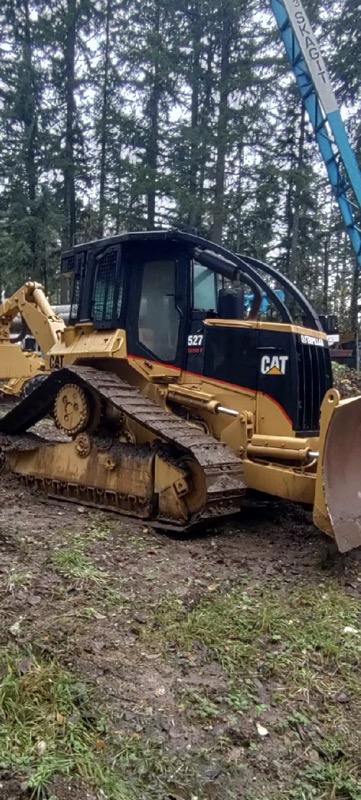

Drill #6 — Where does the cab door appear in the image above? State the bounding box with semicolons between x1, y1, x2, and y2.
126;243;190;372
186;260;218;376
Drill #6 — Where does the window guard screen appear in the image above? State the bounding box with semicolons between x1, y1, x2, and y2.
92;249;118;322
69;272;81;321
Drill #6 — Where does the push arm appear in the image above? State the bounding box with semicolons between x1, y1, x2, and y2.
0;282;65;353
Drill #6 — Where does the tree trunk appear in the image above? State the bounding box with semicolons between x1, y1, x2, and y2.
20;0;38;277
145;1;161;230
322;207;333;314
289;103;306;284
235;141;244;252
211;3;232;244
98;0;111;238
350;262;359;332
63;0;77;251
187;5;201;228
285;168;293;277
22;0;37;207
198;35;214;229
323;236;329;313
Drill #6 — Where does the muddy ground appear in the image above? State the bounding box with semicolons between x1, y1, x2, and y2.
0;471;360;800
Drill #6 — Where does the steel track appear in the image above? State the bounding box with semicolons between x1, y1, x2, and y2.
0;365;246;525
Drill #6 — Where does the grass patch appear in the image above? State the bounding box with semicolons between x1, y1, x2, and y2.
82;517;115;543
51;527;133;618
286;761;361;799
179;686;220;721
0;647;129;799
0;647;220;800
55;518;114;548
52;544;107;585
145;582;361;682
5;567;31;593
144;580;361;797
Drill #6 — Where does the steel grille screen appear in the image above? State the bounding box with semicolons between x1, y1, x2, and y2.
70;272;80;321
296;339;330;432
93;250;117;321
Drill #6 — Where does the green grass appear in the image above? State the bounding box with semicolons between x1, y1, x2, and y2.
179;686;220;720
50;521;133;618
82;517;115;543
286;762;361;800
5;566;31;593
51;519;113;586
0;647;129;799
50;518;138;616
6;510;361;799
145;582;360;679
143;580;361;798
0;647;215;800
52;544;108;585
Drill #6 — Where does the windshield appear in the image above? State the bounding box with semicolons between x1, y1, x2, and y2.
193;262;217;312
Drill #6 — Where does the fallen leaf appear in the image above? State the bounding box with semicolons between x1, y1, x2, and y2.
96;739;105;751
133;613;147;624
141;652;162;660
19;657;33;674
9;620;22;636
56;713;65;725
155;685;165;697
256;722;269;737
227;745;243;763
36;740;47;755
28;595;41;606
92;639;106;651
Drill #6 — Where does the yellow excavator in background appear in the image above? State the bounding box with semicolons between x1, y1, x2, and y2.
0;230;359;553
0;282;66;397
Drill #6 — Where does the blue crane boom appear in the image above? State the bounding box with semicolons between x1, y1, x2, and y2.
270;0;361;269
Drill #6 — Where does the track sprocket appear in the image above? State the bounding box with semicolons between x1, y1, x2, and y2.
54;384;91;435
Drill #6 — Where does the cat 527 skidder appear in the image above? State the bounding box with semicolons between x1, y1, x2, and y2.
0;230;359;552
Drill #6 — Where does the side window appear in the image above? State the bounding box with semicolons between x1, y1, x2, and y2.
69;253;85;323
70;271;81;322
138;259;180;362
193;261;217;311
92;248;122;323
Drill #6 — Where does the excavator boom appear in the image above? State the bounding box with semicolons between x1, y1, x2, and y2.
0;282;66;396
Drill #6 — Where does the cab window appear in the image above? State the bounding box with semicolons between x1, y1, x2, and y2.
70;271;81;322
92;247;123;324
193;261;217;311
138;259;180;362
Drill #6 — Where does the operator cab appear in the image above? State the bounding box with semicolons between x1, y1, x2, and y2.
61;229;332;435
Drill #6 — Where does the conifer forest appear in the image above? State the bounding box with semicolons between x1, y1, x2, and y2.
0;0;359;325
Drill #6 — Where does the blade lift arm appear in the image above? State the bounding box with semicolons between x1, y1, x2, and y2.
0;282;65;354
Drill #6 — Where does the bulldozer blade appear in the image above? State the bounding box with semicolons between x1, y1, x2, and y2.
314;389;361;553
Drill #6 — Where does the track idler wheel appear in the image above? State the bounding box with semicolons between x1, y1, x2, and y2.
54;384;100;436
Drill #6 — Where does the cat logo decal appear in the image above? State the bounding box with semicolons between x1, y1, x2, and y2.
260;355;289;375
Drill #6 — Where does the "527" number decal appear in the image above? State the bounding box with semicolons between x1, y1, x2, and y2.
187;334;204;347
